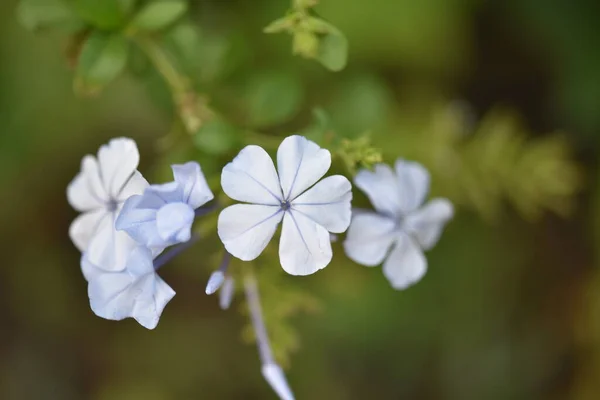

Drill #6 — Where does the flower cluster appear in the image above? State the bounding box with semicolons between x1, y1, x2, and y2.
67;135;453;400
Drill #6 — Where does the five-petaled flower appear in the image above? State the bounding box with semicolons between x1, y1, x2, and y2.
86;246;175;330
116;161;213;253
343;159;453;290
67;138;148;273
218;135;352;275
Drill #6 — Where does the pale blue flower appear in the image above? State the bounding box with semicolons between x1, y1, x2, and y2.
344;159;454;290
116;162;213;252
218;135;352;276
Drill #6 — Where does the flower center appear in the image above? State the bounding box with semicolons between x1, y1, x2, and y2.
280;200;291;211
107;199;119;212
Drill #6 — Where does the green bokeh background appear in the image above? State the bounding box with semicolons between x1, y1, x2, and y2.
1;0;600;399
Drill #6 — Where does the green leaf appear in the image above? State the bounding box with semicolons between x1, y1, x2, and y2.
194;118;239;155
129;0;188;32
300;108;332;143
316;26;348;71
264;16;294;34
73;0;128;29
17;0;82;32
75;32;129;95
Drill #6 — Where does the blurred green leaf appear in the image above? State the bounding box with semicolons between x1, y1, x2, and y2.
165;22;203;76
75;32;129;95
17;0;82;32
73;0;129;29
245;71;304;128
194;118;239;155
300;108;332;143
264;16;294;34
129;0;188;32
316;26;348;71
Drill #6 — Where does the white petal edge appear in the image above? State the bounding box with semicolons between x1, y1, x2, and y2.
403;198;454;250
279;211;332;276
383;233;427;290
218;204;283;261
172;161;214;209
277;135;331;201
395;158;430;214
262;363;295;400
291;175;352;233
97;137;141;199
343;212;397;266
354;163;402;217
69;209;107;252
116;170;149;202
67;155;109;212
221;145;282;205
86;210;138;271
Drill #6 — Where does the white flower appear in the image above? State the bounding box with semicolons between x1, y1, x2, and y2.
343;159;453;290
218;135;352;276
116;162;213;253
86;246;175;329
67;138;148;273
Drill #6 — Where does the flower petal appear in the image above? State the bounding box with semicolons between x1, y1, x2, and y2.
291;175;352;233
116;170;148;202
218;204;283;261
155;202;195;243
222;145;282;204
343;212;397;266
88;246;175;330
395;159;430;214
277;135;331;201
383;233;427;290
279;210;332;276
354;164;402;217
97;137;141;199
115;194;162;250
81;254;103;282
86;210;138;271
403;198;453;250
67;155;109;212
172;161;214;209
262;363;295;400
69;209;107;252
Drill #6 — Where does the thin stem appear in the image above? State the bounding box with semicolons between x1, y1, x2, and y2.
154;234;199;270
244;269;275;365
194;201;220;218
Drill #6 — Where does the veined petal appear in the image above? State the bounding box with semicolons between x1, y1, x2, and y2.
218;204;283;261
279;211;332;276
88;246;175;330
69;209;107;252
343;212;397;266
395;159;430;214
172;161;214;209
155;202;195;243
354;164;402;217
292;175;352;233
383;233;427;290
277;135;331;201
116;170;148;202
86;211;138;271
97;137;141;199
222;145;282;204
67;155;109;212
115;195;162;250
403;198;454;250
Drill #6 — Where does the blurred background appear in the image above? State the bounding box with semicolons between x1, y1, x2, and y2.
1;0;600;399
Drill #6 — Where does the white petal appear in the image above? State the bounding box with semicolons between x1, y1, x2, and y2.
343;212;397;266
222;145;282;204
80;254;103;282
219;276;235;309
262;363;295;400
218;204;283;261
279;211;332;276
69;209;107;252
354;164;402;217
116;170;148;202
115;195;162;250
403;198;453;250
143;182;184;205
277;135;331;201
155;202;195;243
205;271;224;295
383;233;427;290
395;159;430;214
291;175;352;233
86;210;138;271
97;137;141;199
67;155;109;212
88;246;175;330
172;161;214;209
